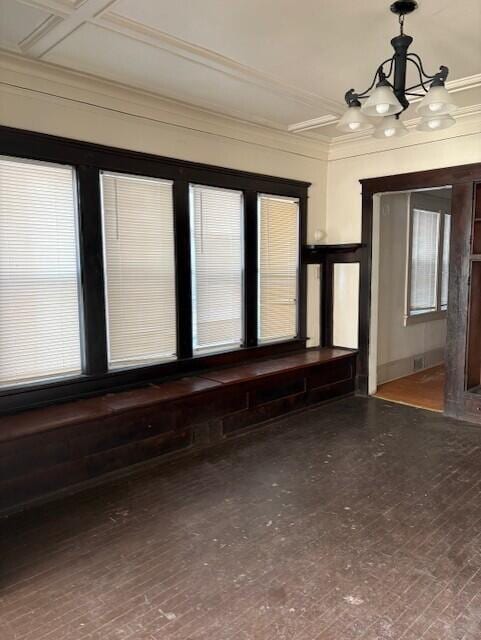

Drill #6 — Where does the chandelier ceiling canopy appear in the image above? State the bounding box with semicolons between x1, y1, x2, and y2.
338;0;456;138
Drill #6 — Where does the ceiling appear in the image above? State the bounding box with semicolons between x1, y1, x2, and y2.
1;0;480;139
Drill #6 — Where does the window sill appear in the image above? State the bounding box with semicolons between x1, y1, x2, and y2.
404;310;447;326
0;338;307;415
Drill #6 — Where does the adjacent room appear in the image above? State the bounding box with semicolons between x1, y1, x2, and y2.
0;1;480;639
374;187;452;412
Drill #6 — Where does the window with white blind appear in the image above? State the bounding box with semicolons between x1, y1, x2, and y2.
101;172;177;369
0;157;82;387
407;206;451;323
190;185;243;354
258;195;299;342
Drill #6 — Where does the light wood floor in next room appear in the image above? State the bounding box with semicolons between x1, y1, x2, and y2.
374;364;445;412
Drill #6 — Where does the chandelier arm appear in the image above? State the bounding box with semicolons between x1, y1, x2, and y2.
383;56;396;80
406;56;431;92
405;80;429;92
406;53;438;80
355;57;395;99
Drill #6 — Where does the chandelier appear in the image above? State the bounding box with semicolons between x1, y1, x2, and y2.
338;0;456;138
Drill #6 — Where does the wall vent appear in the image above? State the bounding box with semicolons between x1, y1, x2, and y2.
413;355;425;371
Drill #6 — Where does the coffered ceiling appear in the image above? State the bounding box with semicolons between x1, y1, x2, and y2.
1;0;480;139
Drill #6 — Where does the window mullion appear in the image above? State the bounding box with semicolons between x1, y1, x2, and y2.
243;190;258;348
173;179;193;359
77;165;108;375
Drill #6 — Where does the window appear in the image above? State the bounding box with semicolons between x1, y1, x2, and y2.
190;185;243;354
0;127;308;411
101;172;176;368
0;157;82;387
406;205;451;323
258;195;299;342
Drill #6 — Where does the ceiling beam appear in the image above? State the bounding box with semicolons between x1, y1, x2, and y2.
20;0;117;58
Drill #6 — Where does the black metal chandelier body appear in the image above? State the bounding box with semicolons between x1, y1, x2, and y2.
338;1;456;138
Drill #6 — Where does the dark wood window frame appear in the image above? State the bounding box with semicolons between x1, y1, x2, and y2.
358;162;481;425
0;125;309;414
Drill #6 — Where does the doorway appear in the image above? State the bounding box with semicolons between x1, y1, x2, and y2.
372;187;451;412
356;163;481;425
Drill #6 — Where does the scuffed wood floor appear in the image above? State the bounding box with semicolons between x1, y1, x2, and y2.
1;396;480;639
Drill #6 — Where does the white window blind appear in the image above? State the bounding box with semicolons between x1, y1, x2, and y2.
409;208;440;314
258;195;299;342
441;214;451;310
0;157;82;387
190;185;243;353
101;172;176;369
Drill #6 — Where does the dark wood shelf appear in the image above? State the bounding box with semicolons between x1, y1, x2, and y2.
302;243;363;264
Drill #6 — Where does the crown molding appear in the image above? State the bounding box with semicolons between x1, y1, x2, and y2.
288;74;481;133
446;73;481;94
0;51;329;161
328;103;481;161
288;115;338;133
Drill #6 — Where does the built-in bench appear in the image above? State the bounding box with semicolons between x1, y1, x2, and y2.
0;347;357;514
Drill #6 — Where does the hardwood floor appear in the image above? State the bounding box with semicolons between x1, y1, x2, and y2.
1;397;481;639
375;364;445;412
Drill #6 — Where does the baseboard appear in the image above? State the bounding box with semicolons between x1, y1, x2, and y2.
377;348;445;385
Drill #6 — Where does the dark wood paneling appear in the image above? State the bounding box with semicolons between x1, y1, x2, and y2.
307;358;353;389
0;348;356;513
251;374;306;406
0;338;306;415
357;191;374;396
444;182;474;417
302;244;363;264
361;163;481;195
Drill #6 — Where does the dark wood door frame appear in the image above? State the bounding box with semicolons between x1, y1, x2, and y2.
358;162;481;422
303;244;363;347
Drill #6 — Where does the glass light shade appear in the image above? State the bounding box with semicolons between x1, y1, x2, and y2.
416;114;456;132
373;115;409;139
417;85;456;116
361;84;403;117
337;105;372;133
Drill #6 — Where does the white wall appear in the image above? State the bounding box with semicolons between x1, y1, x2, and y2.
0;53;329;347
376;192;448;384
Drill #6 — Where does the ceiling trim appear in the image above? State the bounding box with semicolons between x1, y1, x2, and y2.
0;51;330;160
91;11;344;116
328;103;481;161
15;0;344;119
19;0;117;58
288;73;481;133
16;0;75;18
447;73;481;94
288;115;338;133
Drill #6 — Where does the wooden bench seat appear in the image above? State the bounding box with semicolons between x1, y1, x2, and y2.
0;347;356;513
